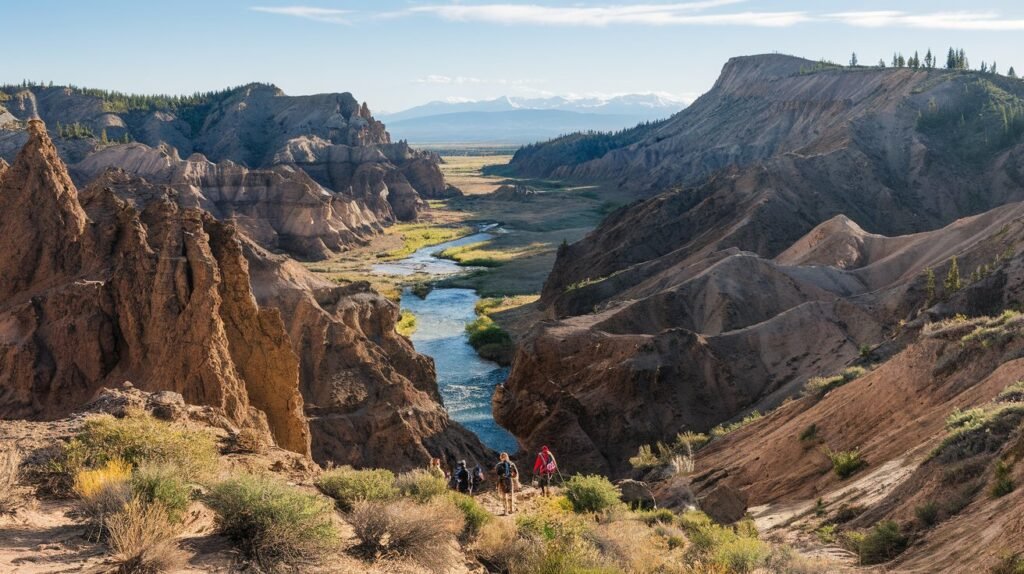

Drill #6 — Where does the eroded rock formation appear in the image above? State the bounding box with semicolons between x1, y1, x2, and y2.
0;120;487;470
497;56;1024;474
0;83;453;260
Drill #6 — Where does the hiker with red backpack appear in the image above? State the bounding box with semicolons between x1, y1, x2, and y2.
532;445;558;496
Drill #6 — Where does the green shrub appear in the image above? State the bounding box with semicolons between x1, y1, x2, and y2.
714;535;770;573
629;444;660;470
563;475;621;513
824;448;865;479
674;431;710;453
710;411;763;438
448;491;492;539
992;460;1015;497
855;521;907;565
991;552;1024;574
465;316;512;348
815;524;837;544
997;380;1024;403
67;412;217;481
804;366;866;396
396;310;418;337
933;405;1024;462
636;508;675;526
800;424;819;442
205;474;338;571
316;467;396;511
131;463;191;523
395;469;448;502
915;501;940;527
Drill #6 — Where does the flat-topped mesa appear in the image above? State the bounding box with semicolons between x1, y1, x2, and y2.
711;53;816;93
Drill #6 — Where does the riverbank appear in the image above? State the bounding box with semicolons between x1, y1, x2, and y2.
304;154;627;339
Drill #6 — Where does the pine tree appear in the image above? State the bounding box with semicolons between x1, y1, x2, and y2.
925;267;936;305
893;53;899;68
944;257;962;294
1010;67;1019;79
947;47;957;69
912;51;920;68
878;59;886;68
850;52;858;67
980;61;989;74
925;49;934;69
992;61;999;75
897;54;906;68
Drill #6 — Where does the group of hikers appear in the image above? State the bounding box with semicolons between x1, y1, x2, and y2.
428;445;559;515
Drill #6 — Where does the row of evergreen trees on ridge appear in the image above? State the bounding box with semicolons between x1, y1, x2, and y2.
848;47;1017;78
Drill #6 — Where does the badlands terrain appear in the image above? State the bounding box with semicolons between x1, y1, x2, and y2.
1;52;1024;573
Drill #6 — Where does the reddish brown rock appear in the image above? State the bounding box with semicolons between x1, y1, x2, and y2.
0;120;487;470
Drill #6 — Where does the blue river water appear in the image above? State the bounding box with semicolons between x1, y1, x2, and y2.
399;288;519;454
372;227;519;454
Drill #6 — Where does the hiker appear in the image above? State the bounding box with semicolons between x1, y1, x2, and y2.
532;445;558;496
451;459;471;494
427;457;445;480
494;452;519;514
472;464;486;494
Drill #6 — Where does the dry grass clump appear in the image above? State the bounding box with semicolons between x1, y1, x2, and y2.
0;447;22;514
348;498;464;574
804;366;866;397
74;458;133;537
232;427;269;455
589;520;684;574
106;497;185;574
394;469;448;502
206;474;339;572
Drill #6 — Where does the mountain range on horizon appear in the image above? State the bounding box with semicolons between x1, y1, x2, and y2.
380;93;687;145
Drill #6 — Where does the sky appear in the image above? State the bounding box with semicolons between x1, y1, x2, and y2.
3;1;1024;113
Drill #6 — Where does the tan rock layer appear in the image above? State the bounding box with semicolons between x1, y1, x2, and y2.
0;121;311;456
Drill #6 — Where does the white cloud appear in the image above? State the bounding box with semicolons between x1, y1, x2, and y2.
406;2;809;27
250;6;351;24
827;10;1024;30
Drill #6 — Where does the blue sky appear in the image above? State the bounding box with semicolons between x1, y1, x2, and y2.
3;1;1024;113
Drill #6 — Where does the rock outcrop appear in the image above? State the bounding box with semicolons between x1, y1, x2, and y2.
496;55;1024;475
0;120;487;470
0;83;452;260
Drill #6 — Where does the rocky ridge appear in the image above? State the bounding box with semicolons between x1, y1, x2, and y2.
0;83;459;260
496;55;1024;475
0;120;486;470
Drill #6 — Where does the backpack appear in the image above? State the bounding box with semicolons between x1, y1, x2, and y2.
498;461;516;478
541;453;556;473
473;466;486;484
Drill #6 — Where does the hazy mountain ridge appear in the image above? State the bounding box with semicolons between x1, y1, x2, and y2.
380;93;684;144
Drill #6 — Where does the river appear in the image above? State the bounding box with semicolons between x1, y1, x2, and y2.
373;230;520;454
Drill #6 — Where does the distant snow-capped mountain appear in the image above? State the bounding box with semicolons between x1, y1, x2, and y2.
381;94;686;122
380;94;686;145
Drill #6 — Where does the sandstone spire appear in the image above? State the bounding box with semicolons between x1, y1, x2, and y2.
0;119;89;299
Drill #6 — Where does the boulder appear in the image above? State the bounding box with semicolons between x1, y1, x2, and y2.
617;479;656;509
698;483;749;524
